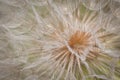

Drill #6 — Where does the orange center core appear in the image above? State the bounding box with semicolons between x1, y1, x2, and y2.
68;31;91;49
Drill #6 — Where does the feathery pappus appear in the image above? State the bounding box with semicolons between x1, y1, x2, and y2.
0;0;120;80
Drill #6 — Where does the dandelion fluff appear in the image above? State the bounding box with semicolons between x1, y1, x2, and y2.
22;1;120;80
110;1;120;19
81;0;110;11
0;0;26;7
0;0;120;80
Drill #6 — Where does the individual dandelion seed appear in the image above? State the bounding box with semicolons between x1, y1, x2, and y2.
26;0;47;6
22;1;120;80
110;0;120;19
51;0;80;14
81;0;110;11
0;0;26;7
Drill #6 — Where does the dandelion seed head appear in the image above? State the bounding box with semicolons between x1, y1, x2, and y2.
0;0;120;80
